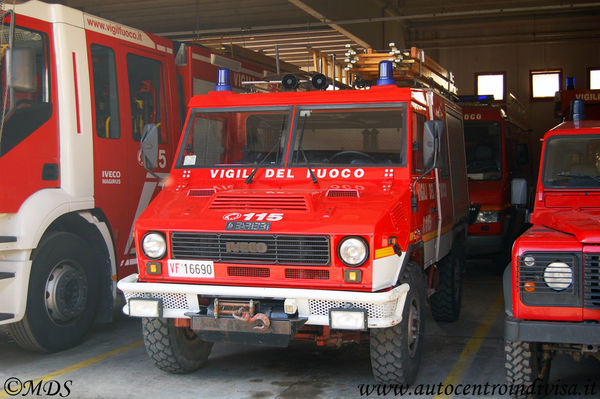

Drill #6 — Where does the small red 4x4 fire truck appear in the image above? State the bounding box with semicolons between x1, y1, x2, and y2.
119;49;470;385
504;100;600;392
0;0;270;353
460;94;533;269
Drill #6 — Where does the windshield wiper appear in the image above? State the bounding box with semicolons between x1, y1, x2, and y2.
295;112;318;184
245;118;287;184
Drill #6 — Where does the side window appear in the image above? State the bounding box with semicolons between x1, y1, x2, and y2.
127;54;167;143
91;44;120;139
0;25;52;157
412;112;425;173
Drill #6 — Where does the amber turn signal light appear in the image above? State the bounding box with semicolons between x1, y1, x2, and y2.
344;269;362;283
524;281;535;292
146;261;162;275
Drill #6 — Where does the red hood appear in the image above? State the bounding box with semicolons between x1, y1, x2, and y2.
538;209;600;243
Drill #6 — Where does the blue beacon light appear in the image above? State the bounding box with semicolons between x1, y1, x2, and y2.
215;68;232;91
376;61;396;86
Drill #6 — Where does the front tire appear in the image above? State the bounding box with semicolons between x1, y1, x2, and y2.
9;232;100;352
142;317;213;374
370;262;425;385
505;340;551;398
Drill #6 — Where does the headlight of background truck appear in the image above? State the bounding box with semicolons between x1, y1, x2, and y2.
475;210;500;223
141;232;167;259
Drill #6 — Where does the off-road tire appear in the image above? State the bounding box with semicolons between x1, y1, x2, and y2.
430;252;462;322
142;317;213;374
9;232;99;352
370;262;425;385
505;340;551;398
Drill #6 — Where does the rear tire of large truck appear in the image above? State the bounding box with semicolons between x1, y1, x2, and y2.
504;340;551;398
142;317;213;374
369;262;425;385
9;232;100;352
430;252;462;322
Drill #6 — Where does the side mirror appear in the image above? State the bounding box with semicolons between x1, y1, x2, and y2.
5;47;36;92
140;124;159;170
511;178;527;207
423;120;444;170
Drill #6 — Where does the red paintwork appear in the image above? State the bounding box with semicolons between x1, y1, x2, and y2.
512;120;600;322
0;15;59;214
134;85;468;291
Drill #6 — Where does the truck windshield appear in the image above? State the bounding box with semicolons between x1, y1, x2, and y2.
176;108;292;168
464;121;502;180
542;135;600;188
289;105;407;166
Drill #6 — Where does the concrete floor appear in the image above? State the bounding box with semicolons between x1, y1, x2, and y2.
1;260;598;399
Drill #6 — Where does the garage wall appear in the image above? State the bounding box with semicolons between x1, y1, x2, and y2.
435;41;600;165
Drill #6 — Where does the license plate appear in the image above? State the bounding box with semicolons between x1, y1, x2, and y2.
167;260;215;278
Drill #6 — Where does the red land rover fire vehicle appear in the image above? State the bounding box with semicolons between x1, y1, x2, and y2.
504;101;600;392
118;51;470;385
0;0;269;352
460;95;533;268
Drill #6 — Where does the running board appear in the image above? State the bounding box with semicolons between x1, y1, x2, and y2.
0;272;15;280
0;313;14;322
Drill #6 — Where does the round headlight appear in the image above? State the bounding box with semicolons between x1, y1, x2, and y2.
142;232;166;259
543;262;573;291
338;237;368;267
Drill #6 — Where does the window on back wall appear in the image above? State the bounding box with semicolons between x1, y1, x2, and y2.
590;68;600;90
530;69;561;100
476;73;505;101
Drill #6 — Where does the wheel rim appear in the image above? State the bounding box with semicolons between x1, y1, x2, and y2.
44;261;88;324
406;296;421;358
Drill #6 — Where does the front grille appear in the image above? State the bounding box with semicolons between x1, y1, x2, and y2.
228;266;270;278
209;195;308;211
285;269;329;280
584;253;600;309
171;233;330;266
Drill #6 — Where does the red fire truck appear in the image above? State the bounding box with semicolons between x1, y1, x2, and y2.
504;101;600;393
460;95;533;269
0;0;269;352
118;50;470;385
555;87;600;121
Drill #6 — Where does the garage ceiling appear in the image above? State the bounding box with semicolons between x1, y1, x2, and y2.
54;0;600;71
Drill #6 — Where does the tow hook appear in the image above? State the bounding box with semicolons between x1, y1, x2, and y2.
232;308;271;331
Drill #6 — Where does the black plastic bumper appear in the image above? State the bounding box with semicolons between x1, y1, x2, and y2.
505;316;600;344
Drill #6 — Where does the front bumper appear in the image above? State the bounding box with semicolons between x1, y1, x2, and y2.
118;273;409;328
505;316;600;344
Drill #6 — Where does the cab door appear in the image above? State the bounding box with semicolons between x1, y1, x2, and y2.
119;47;174;277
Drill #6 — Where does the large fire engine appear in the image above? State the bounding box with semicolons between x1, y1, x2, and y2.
118;48;470;385
460;94;533;269
504;101;600;393
0;0;269;352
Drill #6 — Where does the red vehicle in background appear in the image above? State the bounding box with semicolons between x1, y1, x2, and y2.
119;51;470;385
460;94;533;269
555;85;600;121
504;100;600;395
